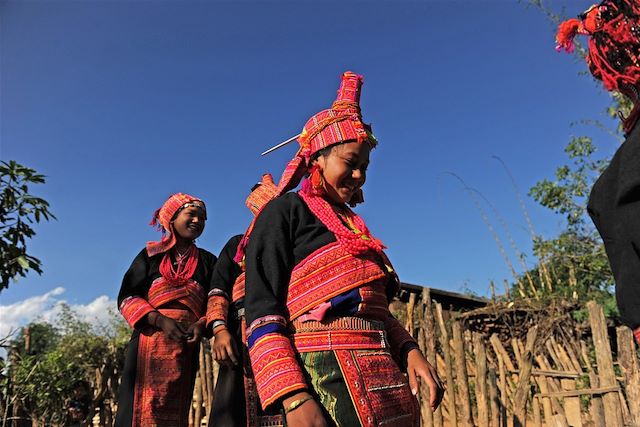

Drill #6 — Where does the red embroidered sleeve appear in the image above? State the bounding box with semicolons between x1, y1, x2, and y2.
249;332;307;409
206;289;230;328
384;315;418;364
119;296;155;329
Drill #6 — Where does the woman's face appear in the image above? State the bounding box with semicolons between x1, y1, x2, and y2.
172;206;206;242
315;141;371;205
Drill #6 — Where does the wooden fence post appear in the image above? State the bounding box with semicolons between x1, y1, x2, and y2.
579;341;603;426
488;369;500;427
550;338;582;427
616;326;640;426
473;333;489;427
436;303;458;427
423;288;443;427
587;301;623;426
205;343;214;419
513;326;538;426
452;321;473;427
417;292;434;427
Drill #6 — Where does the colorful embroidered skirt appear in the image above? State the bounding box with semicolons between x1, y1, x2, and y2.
293;318;419;427
115;308;199;427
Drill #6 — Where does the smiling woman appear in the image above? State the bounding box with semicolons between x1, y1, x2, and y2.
238;72;444;427
311;142;370;206
114;193;217;427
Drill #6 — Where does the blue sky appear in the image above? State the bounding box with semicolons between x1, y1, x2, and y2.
1;0;618;322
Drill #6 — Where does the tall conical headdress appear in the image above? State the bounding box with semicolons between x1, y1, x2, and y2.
234;71;377;262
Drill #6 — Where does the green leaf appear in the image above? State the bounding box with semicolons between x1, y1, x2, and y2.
16;256;30;269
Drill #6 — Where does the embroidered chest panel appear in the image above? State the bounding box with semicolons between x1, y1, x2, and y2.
286;242;388;321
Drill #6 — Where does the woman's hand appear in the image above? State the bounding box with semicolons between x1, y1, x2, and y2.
155;315;189;342
282;392;327;427
212;329;239;366
406;348;445;410
186;319;206;344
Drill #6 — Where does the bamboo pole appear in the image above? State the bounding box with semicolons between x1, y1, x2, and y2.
473;333;489;427
587;301;623;426
435;303;457;427
616;326;640;426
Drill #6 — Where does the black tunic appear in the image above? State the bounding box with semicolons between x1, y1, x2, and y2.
244;192;338;329
115;247;216;427
588;122;640;330
208;235;246;427
117;247;217;311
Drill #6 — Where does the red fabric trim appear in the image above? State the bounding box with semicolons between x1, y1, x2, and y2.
634;327;640;345
119;296;155;329
146;277;206;318
335;349;419;427
293;330;386;352
248;333;307;409
132;308;197;427
287;242;387;320
206;295;229;327
231;272;246;303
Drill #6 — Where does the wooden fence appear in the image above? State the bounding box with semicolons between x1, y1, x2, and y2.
180;293;639;427
74;292;640;427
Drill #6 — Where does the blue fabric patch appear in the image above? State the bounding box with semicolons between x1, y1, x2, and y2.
248;322;286;348
330;287;361;317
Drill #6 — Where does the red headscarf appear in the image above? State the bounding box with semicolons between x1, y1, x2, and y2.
146;193;206;257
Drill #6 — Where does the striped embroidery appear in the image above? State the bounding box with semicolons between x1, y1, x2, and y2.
206;295;229;326
248;333;307;408
231;272;246;303
287;242;387;320
147;277;206;318
119;296;155;328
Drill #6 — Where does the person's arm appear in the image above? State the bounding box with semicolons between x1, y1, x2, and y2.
207;236;243;363
118;249;190;341
118;249;157;329
245;196;309;410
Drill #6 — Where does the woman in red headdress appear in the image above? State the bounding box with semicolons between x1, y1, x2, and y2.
242;72;444;427
206;174;284;427
557;0;640;345
115;193;217;427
